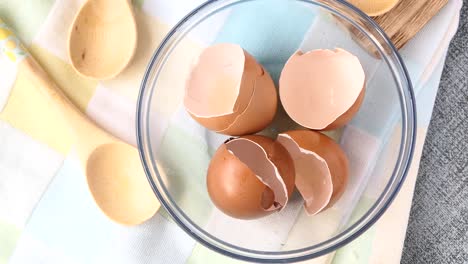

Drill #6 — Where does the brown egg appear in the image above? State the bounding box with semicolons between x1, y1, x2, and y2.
277;130;349;215
279;49;366;131
207;136;295;219
184;43;277;136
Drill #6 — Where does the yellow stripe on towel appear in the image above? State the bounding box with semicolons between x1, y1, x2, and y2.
29;44;98;112
0;68;73;155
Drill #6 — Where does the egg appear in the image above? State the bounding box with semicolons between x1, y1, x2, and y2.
207;135;295;219
277;130;349;215
184;43;277;136
279;49;365;130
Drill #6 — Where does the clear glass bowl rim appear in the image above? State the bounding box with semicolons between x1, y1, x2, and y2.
136;0;417;262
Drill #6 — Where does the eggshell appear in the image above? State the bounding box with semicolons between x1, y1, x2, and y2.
277;130;349;214
324;86;365;130
207;143;274;219
184;43;277;135
276;134;333;215
185;43;251;118
226;138;288;210
206;136;295;219
218;68;278;135
185;44;255;131
279;49;365;130
241;135;296;202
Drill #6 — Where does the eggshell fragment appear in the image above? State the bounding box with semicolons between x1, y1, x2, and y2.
324;86;365;130
276;134;333;215
226;138;288;210
279;49;365;130
184;43;277;135
218;68;277;135
206;136;295;219
243;135;296;201
277;130;349;214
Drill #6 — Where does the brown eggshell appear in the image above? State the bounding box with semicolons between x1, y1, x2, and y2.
185;44;256;130
207;143;275;219
276;134;333;215
242;135;296;200
279;49;365;130
278;130;349;212
206;135;295;219
225;137;288;211
218;68;278;135
185;44;276;135
324;85;366;130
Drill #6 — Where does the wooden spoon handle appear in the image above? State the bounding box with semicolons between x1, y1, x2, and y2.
1;19;90;126
1;20;109;144
20;57;89;124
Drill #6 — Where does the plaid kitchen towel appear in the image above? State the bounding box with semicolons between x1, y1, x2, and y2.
0;0;462;263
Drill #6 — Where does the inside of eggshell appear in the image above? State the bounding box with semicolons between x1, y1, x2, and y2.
217;73;260;133
184;44;245;118
216;56;266;134
277;134;333;215
279;49;365;130
225;138;288;210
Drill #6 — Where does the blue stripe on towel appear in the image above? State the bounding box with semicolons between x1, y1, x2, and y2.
214;0;317;83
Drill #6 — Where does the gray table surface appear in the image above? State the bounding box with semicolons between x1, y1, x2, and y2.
402;1;468;263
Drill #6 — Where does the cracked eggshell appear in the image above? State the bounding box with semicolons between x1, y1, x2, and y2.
279;49;365;131
243;135;296;201
324;86;365;130
207;143;274;219
206;136;295;220
184;43;277;136
218;68;277;135
277;130;349;214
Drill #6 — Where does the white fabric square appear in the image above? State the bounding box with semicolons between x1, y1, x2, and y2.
336;126;380;213
142;0;231;45
205;192;304;251
0;56;18;112
9;233;79;264
0;121;64;227
86;84;137;147
10;152;196;263
142;0;208;26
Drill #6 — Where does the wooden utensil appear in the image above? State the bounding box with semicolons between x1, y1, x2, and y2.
1;21;160;226
25;58;159;225
68;0;137;79
372;0;448;49
337;0;448;56
347;0;400;17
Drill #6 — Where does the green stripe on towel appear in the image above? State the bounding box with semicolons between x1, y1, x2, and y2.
0;220;21;264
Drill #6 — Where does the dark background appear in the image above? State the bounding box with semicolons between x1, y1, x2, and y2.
402;1;468;263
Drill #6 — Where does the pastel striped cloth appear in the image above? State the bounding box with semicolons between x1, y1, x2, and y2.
0;0;461;263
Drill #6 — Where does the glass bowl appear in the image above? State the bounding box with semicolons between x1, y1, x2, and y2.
137;0;416;262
